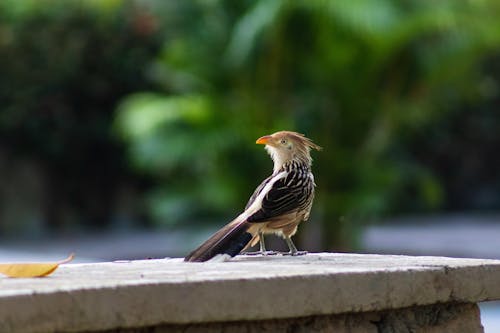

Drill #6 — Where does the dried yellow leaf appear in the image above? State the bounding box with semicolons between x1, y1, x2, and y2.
0;253;75;278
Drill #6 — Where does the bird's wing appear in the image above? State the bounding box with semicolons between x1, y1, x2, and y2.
246;169;311;223
244;174;274;210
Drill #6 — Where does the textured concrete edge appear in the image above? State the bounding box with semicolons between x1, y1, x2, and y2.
1;263;500;333
83;302;485;333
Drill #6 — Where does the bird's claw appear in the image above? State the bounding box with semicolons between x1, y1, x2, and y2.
283;250;308;256
242;251;278;256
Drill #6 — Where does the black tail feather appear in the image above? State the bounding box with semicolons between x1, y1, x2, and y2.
184;221;253;262
223;231;252;257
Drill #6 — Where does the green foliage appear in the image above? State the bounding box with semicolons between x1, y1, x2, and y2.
115;93;245;223
116;0;500;248
0;0;162;232
1;0;499;249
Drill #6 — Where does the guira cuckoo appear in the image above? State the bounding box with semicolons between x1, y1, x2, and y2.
185;131;321;262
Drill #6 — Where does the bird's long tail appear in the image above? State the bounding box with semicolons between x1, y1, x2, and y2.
184;217;255;262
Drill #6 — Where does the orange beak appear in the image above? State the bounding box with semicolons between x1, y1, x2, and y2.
256;135;272;145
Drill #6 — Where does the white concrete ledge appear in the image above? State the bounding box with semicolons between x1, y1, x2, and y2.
1;253;500;333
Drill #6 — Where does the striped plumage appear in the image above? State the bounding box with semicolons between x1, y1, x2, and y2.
184;131;321;262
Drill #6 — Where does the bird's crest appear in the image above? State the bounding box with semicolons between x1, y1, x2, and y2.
279;131;322;151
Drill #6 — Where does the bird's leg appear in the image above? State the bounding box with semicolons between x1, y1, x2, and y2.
259;233;278;255
242;232;277;256
283;236;307;256
259;233;267;252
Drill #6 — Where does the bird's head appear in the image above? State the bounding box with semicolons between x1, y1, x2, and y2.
256;131;321;172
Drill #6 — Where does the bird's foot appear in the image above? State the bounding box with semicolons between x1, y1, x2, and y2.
282;250;308;256
242;251;278;256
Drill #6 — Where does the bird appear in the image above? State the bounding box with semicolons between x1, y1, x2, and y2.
184;130;321;262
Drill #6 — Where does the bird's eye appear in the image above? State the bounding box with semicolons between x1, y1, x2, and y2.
280;139;287;145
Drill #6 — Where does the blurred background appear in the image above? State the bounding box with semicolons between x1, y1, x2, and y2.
1;0;500;329
1;0;500;258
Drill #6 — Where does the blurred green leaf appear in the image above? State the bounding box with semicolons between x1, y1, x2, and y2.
224;0;284;67
116;93;211;140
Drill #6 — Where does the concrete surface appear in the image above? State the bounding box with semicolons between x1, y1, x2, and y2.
360;216;500;333
1;253;500;333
